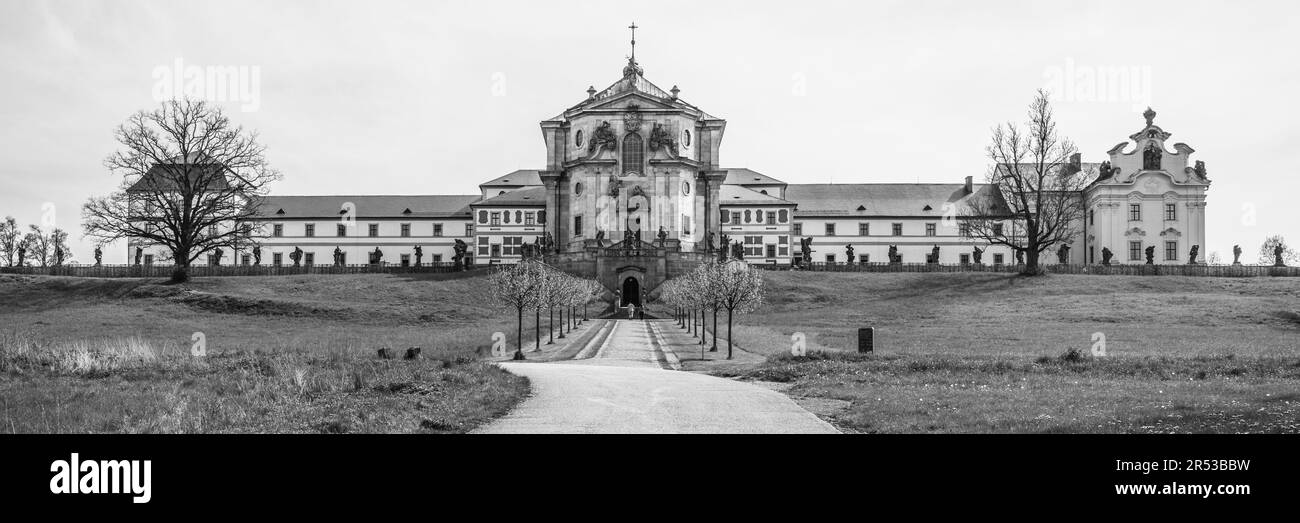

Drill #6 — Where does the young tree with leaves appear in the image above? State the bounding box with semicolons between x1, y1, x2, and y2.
714;260;765;359
490;260;543;360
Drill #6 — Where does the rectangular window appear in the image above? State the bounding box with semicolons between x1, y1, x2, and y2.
892;223;903;236
731;212;741;225
305;223;315;237
490;212;500;226
960;254;970;264
766;212;776;225
825;254;835;264
209;225;218;238
1165;241;1178;261
525;212;535;226
273;224;283;237
682;214;692;235
1089;210;1095;226
825;223;835;236
1129;241;1142;261
337;223;347;237
368;223;379;237
478;236;489;256
433;224;443;237
720;210;730;224
490;244;501;258
574;215;583;236
926;223;936;236
993;254;1003;265
959;222;971;237
432;254;442;263
464;224;473;237
1090;246;1095;264
304;252;314;266
273;253;283;267
400;223;411;237
502;236;523;256
992;223;1003;236
1129;203;1142;221
859;223;870;236
401;254;411;267
792;223;802;235
766;244;776;258
241;254;251;266
1165;203;1176;221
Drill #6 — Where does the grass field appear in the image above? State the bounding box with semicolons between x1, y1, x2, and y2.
704;272;1300;433
0;273;532;433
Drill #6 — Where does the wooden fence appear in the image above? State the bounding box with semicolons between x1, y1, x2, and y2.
0;263;488;278
754;261;1300;277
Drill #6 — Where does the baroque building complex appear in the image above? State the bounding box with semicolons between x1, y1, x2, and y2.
128;41;1210;304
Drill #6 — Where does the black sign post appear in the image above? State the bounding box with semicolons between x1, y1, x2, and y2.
858;327;874;353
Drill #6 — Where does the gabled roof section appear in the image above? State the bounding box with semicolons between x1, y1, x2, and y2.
252;195;479;219
127;160;231;192
723;168;786;187
551;59;718;121
786;183;1011;217
480;169;543;187
719;185;794;205
472;186;548;207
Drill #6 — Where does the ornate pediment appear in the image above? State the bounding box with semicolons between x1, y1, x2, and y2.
1159;227;1181;237
1125;227;1146;237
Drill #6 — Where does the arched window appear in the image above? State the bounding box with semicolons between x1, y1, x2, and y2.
622;133;644;175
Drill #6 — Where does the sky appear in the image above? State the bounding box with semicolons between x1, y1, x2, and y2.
2;0;1298;264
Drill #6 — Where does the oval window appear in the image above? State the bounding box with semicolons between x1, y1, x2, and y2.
575;129;584;147
682;181;691;195
574;182;583;195
683;129;692;147
478;210;488;224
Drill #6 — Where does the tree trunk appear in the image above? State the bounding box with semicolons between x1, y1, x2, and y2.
1024;247;1044;276
711;306;719;352
548;307;554;344
558;308;565;338
727;309;734;360
514;307;524;360
535;308;540;351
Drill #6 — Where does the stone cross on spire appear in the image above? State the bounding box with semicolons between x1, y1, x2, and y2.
622;22;644;77
629;22;638;62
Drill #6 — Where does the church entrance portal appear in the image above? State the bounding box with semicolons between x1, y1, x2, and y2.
620;277;641;307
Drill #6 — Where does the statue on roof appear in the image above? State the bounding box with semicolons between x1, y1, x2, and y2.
1143;142;1162;171
1098;161;1113;180
1194;160;1209;181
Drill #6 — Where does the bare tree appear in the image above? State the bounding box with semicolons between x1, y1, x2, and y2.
20;225;69;267
1;216;20;266
82;99;280;282
964;89;1088;275
1259;235;1298;265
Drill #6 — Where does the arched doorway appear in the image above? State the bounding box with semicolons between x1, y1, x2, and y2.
620;277;641;307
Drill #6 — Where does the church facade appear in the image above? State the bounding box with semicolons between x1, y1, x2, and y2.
128;46;1211;301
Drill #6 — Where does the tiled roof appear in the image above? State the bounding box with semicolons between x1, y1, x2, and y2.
472;186;548;206
723;168;786;186
253;195;479;219
127;163;230;192
480;170;543;187
786;183;1011;217
719;184;793;205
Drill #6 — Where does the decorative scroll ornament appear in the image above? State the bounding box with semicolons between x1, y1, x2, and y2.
588;121;617;155
648;123;679;157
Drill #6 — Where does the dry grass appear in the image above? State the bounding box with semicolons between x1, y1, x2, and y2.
0;273;533;433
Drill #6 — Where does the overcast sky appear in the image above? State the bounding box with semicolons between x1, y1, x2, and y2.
2;0;1297;264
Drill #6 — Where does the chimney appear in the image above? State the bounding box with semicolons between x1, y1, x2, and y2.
964;175;973;195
